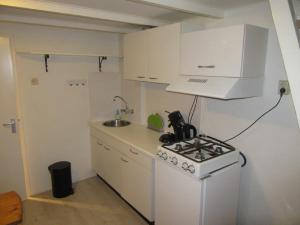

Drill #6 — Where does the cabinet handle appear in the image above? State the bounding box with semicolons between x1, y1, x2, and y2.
137;76;145;79
104;146;110;151
130;149;139;155
197;65;215;68
97;141;103;146
121;157;128;163
149;77;158;80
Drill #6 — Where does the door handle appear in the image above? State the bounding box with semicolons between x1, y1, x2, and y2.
2;119;16;134
197;65;215;68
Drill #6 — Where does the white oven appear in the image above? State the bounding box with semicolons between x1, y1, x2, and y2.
154;136;241;225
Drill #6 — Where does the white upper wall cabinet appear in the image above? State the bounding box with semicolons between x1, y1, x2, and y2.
123;23;181;84
180;24;268;78
123;22;202;84
123;30;149;81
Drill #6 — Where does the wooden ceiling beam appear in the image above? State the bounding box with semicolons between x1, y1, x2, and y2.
0;14;140;33
128;0;224;18
0;0;167;26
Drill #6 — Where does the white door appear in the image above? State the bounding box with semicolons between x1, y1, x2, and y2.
0;37;27;198
147;23;180;83
123;30;148;81
120;155;153;221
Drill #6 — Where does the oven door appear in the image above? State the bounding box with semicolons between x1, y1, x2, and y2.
155;159;203;225
154;159;240;225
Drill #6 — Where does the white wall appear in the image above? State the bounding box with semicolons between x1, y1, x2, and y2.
122;2;300;224
141;82;201;132
197;2;300;225
0;22;122;195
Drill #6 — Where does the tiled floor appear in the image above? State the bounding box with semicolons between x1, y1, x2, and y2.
22;177;148;225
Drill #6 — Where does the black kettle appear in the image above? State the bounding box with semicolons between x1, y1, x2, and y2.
182;124;197;139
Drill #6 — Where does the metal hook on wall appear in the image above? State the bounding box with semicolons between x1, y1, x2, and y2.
44;54;50;72
98;56;107;72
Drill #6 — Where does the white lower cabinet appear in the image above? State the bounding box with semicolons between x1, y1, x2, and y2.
91;135;122;192
90;131;154;222
120;154;153;220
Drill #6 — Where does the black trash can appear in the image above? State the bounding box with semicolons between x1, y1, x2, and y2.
48;161;73;198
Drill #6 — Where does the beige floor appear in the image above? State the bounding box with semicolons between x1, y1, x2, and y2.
21;177;148;225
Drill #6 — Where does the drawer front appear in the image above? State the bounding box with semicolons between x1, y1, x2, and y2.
91;128;153;170
125;146;153;170
91;128;127;153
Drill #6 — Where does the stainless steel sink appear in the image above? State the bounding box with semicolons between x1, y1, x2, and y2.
103;119;131;127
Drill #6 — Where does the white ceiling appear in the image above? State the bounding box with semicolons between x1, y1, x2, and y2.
182;0;265;10
0;0;268;33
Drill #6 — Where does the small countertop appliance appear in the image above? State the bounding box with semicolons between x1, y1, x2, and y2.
159;111;197;144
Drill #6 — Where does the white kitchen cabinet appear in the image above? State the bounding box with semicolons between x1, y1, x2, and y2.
100;144;122;193
90;135;104;176
180;24;268;78
90;129;154;222
123;30;148;81
123;23;180;84
90;135;121;192
120;154;153;220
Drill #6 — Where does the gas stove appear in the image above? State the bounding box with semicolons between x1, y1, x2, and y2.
157;135;239;178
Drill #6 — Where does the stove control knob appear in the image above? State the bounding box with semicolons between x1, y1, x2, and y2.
162;152;168;160
188;165;195;174
182;162;188;170
157;151;162;157
171;157;178;165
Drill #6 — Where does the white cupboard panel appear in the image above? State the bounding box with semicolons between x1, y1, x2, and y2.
120;155;153;221
123;31;148;81
147;23;180;83
181;25;245;77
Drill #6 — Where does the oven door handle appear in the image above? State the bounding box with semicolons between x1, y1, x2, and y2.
200;174;212;180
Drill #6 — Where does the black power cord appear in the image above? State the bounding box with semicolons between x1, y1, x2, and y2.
188;96;199;124
224;88;286;142
224;87;286;167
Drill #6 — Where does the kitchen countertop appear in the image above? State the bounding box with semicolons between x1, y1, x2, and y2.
89;121;162;157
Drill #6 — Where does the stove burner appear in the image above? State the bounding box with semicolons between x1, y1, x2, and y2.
215;146;224;154
194;139;201;150
195;151;201;159
162;135;235;163
175;144;183;151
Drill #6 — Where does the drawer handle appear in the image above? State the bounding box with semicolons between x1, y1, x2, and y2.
104;146;110;151
137;76;145;79
121;157;128;163
197;65;215;68
149;77;158;80
130;149;139;155
97;141;103;146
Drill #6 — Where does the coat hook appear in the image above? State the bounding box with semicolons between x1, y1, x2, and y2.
98;56;107;72
44;54;50;72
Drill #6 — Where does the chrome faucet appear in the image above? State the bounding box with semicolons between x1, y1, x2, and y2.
113;96;134;115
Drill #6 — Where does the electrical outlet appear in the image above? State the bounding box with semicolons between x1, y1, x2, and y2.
278;80;290;95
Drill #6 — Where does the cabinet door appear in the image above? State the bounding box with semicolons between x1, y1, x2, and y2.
90;136;105;176
147;23;180;83
101;144;121;193
180;25;245;77
123;31;148;81
120;155;153;221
